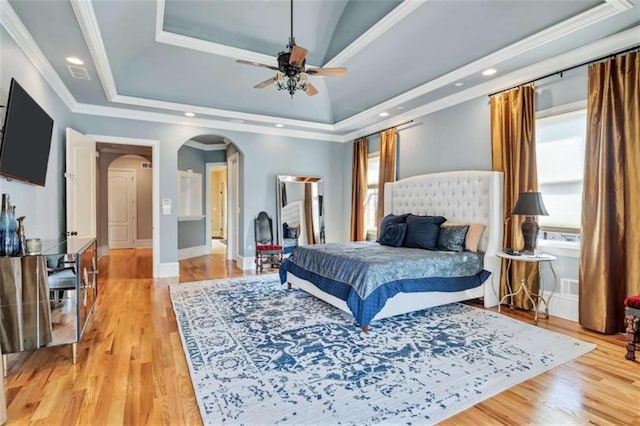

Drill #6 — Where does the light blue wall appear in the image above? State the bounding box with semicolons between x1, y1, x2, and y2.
397;96;493;179
0;27;73;242
2;23;347;266
205;149;226;163
71;116;346;264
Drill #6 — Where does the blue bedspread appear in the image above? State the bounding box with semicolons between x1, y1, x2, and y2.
279;242;490;326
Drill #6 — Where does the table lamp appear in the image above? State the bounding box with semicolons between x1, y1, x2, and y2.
511;191;548;254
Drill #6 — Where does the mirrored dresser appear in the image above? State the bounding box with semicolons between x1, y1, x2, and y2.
0;238;97;373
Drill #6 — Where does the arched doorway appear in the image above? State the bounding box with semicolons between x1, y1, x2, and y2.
176;135;242;266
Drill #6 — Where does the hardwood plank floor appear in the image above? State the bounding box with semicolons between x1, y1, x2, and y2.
3;248;638;425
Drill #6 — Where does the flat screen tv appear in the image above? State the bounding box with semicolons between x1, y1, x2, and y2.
0;78;54;186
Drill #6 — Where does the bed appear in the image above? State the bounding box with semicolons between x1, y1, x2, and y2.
280;170;504;330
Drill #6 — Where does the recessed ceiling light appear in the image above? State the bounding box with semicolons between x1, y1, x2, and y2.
65;56;84;65
396;106;405;110
379;112;389;117
482;68;497;76
454;81;464;87
275;123;284;128
184;112;195;117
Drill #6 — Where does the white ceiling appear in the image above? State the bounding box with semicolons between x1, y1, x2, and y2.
2;0;639;142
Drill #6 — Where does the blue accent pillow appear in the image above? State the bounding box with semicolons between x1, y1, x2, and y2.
437;225;469;252
403;215;447;250
377;214;409;242
379;223;407;247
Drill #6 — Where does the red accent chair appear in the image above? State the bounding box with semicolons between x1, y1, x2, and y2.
624;295;640;361
254;211;283;273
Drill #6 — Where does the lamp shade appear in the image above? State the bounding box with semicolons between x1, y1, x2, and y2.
511;191;549;216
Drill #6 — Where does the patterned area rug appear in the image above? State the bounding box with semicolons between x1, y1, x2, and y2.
170;275;595;425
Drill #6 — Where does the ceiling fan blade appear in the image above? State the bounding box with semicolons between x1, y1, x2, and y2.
289;45;308;67
306;67;347;77
254;75;278;89
304;83;318;96
236;59;279;71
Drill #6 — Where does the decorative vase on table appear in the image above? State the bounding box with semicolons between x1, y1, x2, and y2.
16;216;27;256
0;194;18;256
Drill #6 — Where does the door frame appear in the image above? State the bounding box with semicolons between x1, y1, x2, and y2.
227;152;239;263
107;167;137;249
205;162;227;247
89;134;161;277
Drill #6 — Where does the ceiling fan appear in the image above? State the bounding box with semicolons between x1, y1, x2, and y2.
236;0;347;97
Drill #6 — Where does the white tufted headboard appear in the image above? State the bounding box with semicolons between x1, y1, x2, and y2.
384;170;503;307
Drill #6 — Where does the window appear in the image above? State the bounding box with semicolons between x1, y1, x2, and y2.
364;153;380;236
536;109;586;238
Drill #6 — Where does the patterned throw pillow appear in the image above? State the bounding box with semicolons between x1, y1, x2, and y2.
437;225;470;252
379;223;407;247
286;225;299;239
441;222;486;252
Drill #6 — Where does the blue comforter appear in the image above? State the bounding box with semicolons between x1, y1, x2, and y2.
279;242;490;326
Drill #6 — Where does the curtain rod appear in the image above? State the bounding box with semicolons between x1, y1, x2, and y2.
488;44;640;97
356;120;414;141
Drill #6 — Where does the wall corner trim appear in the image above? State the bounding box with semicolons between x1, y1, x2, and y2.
158;262;179;278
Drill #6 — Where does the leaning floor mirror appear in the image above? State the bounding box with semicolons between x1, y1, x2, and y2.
276;175;325;254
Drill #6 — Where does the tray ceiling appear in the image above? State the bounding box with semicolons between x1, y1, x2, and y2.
2;0;638;141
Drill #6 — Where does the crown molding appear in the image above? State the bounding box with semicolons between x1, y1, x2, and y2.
156;29;279;68
333;0;629;131
338;25;640;142
73;102;344;142
111;94;335;131
69;0;117;100
155;0;313;67
604;0;634;10
184;140;227;151
324;0;427;67
3;0;636;144
0;0;77;109
73;0;335;130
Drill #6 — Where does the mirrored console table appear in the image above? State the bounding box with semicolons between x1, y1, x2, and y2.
0;238;97;374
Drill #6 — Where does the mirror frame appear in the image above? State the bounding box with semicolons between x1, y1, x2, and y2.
275;175;324;246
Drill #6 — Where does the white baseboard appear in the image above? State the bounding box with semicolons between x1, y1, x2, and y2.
178;245;211;260
237;255;255;271
98;245;109;258
158;262;179;278
134;239;153;248
542;290;578;322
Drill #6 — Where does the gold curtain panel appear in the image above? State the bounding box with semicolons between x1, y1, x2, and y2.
490;84;540;310
580;51;640;334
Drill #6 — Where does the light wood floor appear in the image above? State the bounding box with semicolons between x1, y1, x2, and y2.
3;248;638;425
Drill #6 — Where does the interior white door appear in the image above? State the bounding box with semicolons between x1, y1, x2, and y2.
66;128;96;251
108;169;136;249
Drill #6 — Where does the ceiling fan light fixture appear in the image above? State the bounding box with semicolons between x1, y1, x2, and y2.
236;0;346;97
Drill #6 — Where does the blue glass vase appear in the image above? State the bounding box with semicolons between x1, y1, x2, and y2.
0;193;17;256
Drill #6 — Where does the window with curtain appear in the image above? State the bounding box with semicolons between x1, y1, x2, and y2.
364;153;380;237
536;108;586;241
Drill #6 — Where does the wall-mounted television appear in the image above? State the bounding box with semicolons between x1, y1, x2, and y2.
0;78;54;186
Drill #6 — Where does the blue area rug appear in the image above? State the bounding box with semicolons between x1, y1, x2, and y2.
170;274;595;425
